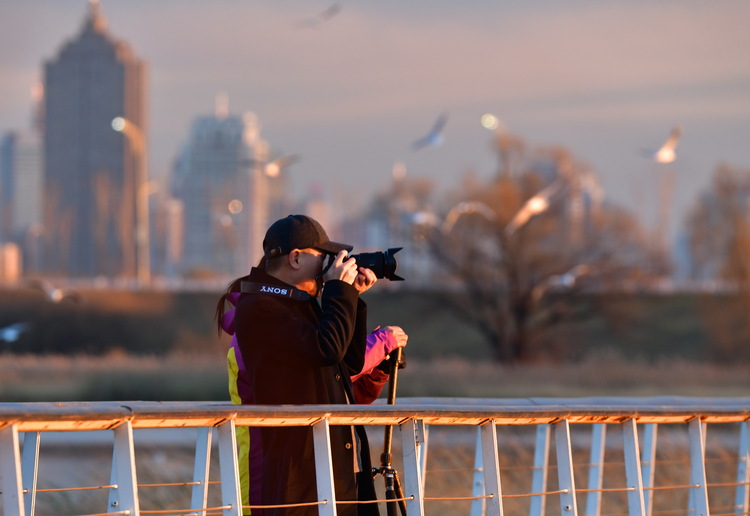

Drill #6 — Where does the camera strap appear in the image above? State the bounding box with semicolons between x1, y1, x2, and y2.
240;281;311;301
315;254;336;282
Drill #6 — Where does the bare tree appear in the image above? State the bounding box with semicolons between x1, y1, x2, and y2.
415;146;659;363
686;163;750;362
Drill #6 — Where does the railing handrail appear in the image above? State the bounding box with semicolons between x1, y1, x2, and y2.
2;397;750;516
1;396;749;432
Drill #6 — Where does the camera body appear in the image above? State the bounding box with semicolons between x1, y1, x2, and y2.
350;247;404;281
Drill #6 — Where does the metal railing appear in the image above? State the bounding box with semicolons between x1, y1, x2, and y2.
1;397;749;516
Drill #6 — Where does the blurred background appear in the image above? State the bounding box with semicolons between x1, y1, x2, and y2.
0;0;748;401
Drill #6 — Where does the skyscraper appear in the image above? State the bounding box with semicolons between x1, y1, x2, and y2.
171;102;271;278
0;82;45;274
43;1;147;278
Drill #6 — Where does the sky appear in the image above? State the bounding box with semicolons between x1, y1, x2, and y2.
1;0;750;244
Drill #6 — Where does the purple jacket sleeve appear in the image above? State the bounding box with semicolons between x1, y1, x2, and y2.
351;327;400;404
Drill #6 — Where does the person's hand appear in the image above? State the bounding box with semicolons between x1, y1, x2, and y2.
353;266;377;294
384;326;408;348
323;250;358;285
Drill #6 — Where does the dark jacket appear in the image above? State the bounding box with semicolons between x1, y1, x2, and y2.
234;267;379;516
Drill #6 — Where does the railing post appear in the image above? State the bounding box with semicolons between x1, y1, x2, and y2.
21;432;40;516
471;426;484;516
480;419;504;516
688;419;709;516
530;424;551;516
622;418;646;516
401;418;426;516
217;420;242;516
734;421;749;515
640;424;658;516
0;424;25;516
312;418;337;516
585;424;606;516
108;440;120;512
555;419;579;516
191;427;213;512
113;421;140;516
418;420;429;493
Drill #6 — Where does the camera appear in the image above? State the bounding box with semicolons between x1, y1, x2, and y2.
351;247;404;281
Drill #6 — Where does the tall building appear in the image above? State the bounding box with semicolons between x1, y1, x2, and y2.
0;134;17;244
0;82;45;273
0;131;44;263
171;103;274;278
43;1;147;278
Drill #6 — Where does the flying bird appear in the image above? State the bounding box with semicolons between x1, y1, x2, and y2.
296;3;342;29
412;113;448;151
0;322;30;343
644;125;681;164
264;154;300;177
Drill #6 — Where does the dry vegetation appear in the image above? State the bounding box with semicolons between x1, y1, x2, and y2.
1;351;749;402
1;287;747;514
3;351;747;515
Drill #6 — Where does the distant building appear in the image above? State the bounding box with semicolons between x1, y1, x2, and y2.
0;130;44;272
0;133;17;243
171;105;277;277
0;243;22;281
42;1;147;278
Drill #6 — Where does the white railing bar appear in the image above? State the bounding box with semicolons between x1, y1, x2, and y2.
622;418;646;516
417;419;429;493
1;424;26;516
21;431;39;516
471;426;485;516
312;418;336;516
113;421;140;516
736;422;750;515
555;419;579;516
216;421;242;516
530;424;551;516
481;419;504;516
2;398;750;432
108;438;121;512
689;418;710;516
585;423;606;516
190;427;212;512
401;418;426;516
641;423;659;516
2;398;750;516
641;423;658;516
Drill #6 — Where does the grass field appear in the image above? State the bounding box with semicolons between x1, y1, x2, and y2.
0;286;748;401
1;351;747;402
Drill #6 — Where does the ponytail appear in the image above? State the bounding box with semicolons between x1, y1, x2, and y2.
214;273;250;335
214;256;270;335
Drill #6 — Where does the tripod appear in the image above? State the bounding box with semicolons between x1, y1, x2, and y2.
374;347;407;516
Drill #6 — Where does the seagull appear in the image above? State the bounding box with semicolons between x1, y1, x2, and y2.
264;154;300;178
296;3;342;29
0;322;30;343
411;113;448;151
644;125;681;164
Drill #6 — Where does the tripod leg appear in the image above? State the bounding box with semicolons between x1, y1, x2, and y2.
385;469;400;516
393;471;407;516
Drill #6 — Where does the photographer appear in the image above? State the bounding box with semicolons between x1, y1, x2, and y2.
216;214;407;516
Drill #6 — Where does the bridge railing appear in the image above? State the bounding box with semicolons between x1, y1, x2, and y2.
0;397;749;516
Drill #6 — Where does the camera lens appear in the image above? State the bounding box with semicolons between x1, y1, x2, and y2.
350;247;404;281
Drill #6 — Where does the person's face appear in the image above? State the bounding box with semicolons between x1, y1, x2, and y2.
295;248;327;296
299;249;326;273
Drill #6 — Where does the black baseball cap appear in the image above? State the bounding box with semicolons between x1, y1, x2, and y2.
263;214;353;259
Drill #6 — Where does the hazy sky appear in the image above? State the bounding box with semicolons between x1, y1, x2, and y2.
2;0;749;241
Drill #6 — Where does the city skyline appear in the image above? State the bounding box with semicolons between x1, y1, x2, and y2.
2;0;750;243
